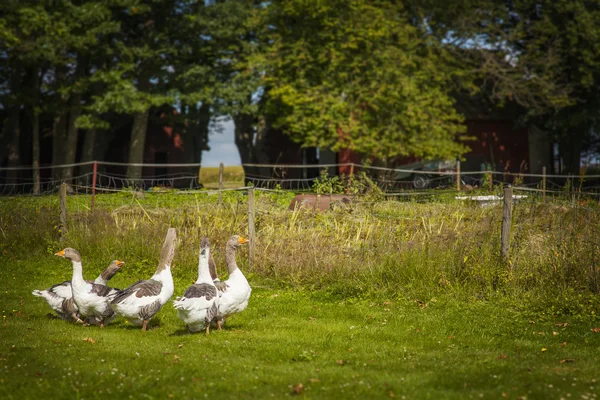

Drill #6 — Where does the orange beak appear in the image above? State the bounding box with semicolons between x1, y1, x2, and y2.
116;260;125;267
55;250;66;257
238;236;249;245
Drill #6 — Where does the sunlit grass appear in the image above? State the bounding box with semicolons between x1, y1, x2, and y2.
2;263;600;399
200;165;245;189
0;192;599;398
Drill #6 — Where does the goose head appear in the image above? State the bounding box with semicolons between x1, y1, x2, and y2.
100;260;125;282
55;248;82;263
106;259;125;272
226;235;249;250
200;237;210;255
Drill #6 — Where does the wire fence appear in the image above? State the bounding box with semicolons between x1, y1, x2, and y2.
1;161;599;201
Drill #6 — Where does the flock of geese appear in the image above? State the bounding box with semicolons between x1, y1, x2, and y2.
32;228;252;334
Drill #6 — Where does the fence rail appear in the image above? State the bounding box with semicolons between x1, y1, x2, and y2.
1;161;599;199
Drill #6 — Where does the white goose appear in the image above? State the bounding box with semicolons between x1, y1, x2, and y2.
54;248;119;327
213;235;251;330
32;260;124;321
209;253;228;291
110;228;176;331
173;237;219;334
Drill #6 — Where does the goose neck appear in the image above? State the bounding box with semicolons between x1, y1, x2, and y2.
225;245;238;274
197;254;213;283
71;260;86;287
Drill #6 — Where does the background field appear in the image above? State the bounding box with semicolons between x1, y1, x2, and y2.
1;190;599;399
199;165;245;189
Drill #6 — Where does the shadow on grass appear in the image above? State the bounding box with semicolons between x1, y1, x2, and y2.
168;323;242;336
169;328;191;336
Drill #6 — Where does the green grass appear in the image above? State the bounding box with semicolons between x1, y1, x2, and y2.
1;191;600;398
200;165;245;189
2;264;600;399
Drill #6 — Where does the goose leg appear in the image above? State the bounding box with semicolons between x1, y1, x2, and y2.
205;325;210;336
142;320;149;332
72;312;85;324
217;319;223;331
99;320;105;329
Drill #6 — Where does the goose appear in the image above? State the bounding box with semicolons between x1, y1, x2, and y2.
32;260;124;321
173;237;219;334
54;249;119;327
209;252;228;291
110;228;176;331
212;235;251;330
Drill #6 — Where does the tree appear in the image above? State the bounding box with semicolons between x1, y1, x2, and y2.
0;0;121;189
409;0;600;173
253;0;470;164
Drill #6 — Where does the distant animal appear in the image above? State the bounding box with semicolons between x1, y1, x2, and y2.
32;259;124;322
53;248;119;327
212;235;251;330
174;237;219;334
110;228;176;331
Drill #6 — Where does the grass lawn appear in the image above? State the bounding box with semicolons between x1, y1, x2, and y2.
1;191;599;398
1;258;600;399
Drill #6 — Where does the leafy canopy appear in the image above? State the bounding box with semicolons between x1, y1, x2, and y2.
257;0;469;161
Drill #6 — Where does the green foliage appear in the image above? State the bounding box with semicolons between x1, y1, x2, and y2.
312;169;384;199
256;0;470;161
312;170;346;195
3;1;600;189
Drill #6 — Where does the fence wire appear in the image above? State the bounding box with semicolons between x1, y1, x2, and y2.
1;161;600;199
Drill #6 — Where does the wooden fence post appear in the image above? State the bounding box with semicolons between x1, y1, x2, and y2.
248;187;256;270
60;183;68;239
456;160;461;191
218;162;224;205
501;186;513;260
569;174;574;204
542;166;546;203
91;161;98;211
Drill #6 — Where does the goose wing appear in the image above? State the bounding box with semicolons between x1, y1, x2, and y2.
90;283;117;298
183;283;217;300
174;283;217;311
110;279;162;305
49;281;73;298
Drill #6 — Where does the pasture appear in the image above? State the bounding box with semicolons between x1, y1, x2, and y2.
0;190;599;399
199;165;246;189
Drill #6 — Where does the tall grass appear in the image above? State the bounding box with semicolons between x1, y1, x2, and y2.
1;190;599;316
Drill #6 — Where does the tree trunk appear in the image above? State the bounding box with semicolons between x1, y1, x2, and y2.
182;103;211;185
126;72;151;183
126;110;150;182
233;112;254;165
253;115;273;178
81;128;97;163
61;57;88;185
234;112;257;181
4;64;22;184
560;134;582;175
52;112;68;180
27;66;42;195
61;92;82;185
80;128;97;187
6;119;21;183
52;64;68;181
32;110;40;195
